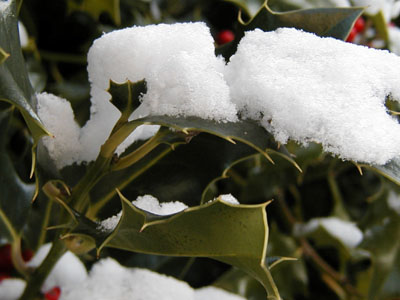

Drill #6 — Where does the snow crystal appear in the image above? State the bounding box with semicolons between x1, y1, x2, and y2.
37;93;81;169
99;195;188;231
59;257;195;300
218;194;240;205
27;243;88;292
225;27;400;165
297;217;363;248
0;278;25;300
194;286;246;300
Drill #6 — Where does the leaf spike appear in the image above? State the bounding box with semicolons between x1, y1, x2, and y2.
54;197;78;223
182;128;190;135
46;224;71;231
263;152;275;165
115;188;129;202
238;9;246;25
265;199;274;207
269;257;297;270
354;163;363;175
225;137;236;144
29;146;37;179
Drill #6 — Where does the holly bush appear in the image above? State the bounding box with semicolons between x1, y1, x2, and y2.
1;0;400;299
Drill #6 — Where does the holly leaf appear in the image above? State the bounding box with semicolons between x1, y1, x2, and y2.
216;0;363;59
364;158;400;186
129;115;300;170
358;192;400;300
67;0;121;25
88;116;300;216
108;79;147;133
67;193;282;299
0;109;35;243
109;79;147;122
0;0;50;173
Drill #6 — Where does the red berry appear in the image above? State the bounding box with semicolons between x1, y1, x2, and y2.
22;249;33;262
0;273;11;283
0;245;13;272
354;17;365;32
44;286;61;300
346;27;358;43
216;30;235;45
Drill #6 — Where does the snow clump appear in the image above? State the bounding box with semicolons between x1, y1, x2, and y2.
295;217;363;248
225;28;400;165
59;257;246;300
38;23;400;168
98;194;188;231
26;243;88;293
81;22;237;161
218;194;240;205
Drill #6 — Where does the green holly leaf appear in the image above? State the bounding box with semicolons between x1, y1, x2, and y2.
67;0;121;25
109;79;147;122
0;0;50;174
216;0;363;59
129;115;300;170
87;116;300;217
67;193;282;299
358;191;400;300
108;79;147;134
0;109;35;243
365;158;400;186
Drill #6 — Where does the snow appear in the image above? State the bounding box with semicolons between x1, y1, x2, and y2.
99;195;188;231
80;22;237;162
389;25;400;55
0;278;25;300
281;0;350;8
218;194;240;205
59;257;244;300
133;194;188;215
195;286;246;300
18;22;28;48
297;217;363;248
225;27;400;165
352;0;400;20
387;191;400;214
39;23;400;168
27;243;88;293
0;0;10;11
37;93;81;169
0;250;244;300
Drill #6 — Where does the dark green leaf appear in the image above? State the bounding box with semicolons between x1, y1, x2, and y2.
131;115;300;170
0;0;50;145
216;0;363;59
108;79;147;124
359;193;400;300
67;0;121;25
69;194;282;298
366;158;400;186
0;109;35;242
